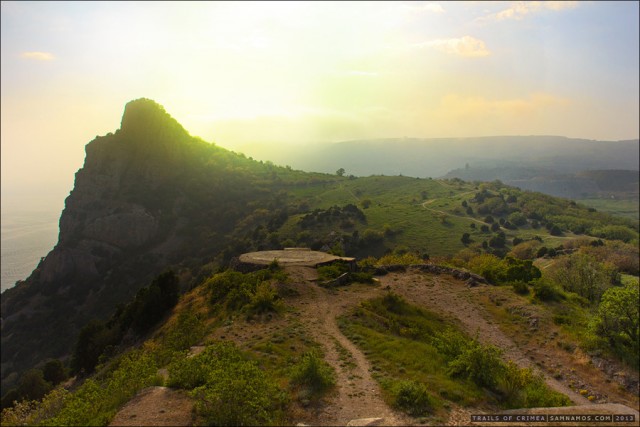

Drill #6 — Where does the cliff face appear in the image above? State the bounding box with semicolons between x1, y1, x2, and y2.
40;100;184;285
0;99;240;390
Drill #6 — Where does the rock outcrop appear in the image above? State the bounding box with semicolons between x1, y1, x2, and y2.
1;98;259;391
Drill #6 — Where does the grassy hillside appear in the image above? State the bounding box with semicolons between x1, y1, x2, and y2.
2;101;637;425
3;256;637;426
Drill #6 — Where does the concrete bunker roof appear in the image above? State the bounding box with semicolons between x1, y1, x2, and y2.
238;248;355;267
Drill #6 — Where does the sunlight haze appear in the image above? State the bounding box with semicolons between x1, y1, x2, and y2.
1;1;639;211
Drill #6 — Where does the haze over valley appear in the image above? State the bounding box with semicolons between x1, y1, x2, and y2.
1;2;638;426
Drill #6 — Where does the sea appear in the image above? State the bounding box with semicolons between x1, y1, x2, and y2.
1;210;60;292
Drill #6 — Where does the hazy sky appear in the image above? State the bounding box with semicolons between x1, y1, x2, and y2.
1;1;639;212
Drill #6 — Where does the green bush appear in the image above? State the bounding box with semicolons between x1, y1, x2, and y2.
167;355;207;390
247;281;281;316
192;362;285;426
169;342;286;426
590;282;639;366
393;380;433;416
43;350;161;426
289;351;335;395
511;281;530;295
432;328;469;360
317;263;348;282
499;361;570;408
162;311;206;353
533;279;563;302
447;340;504;390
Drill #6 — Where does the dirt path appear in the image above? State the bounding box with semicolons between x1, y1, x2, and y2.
109;266;636;426
377;271;591;406
422;196;489;226
285;266;412;426
109;386;194;426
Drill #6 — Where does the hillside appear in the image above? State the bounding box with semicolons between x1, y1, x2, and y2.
246;137;639;220
1;100;638;425
0;98;338;392
443;167;639;218
245;136;640;179
2;262;637;426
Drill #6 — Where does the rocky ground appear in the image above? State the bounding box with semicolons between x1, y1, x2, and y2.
109;266;639;426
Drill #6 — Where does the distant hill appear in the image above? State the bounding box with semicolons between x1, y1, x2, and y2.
2;100;638;398
443;167;639;200
248;136;639;179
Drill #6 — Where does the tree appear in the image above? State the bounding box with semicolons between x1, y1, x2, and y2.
42;359;67;386
336;168;345;177
16;369;51;402
489;232;506;248
72;320;117;374
591;282;639;364
549;225;563;236
547;253;615;303
361;199;372;209
461;233;472;245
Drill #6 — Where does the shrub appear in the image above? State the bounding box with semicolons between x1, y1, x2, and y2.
499;361;570;408
170;342;286;425
447;340;504;390
289;351;335;395
393;380;433;416
590;282;639;366
247;281;281;316
42;360;68;387
376;252;423;266
533;279;563;302
192;362;284;426
511;281;530;295
547;253;616;303
432;328;469;360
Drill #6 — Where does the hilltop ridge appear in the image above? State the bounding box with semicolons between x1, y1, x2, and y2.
2;100;638;422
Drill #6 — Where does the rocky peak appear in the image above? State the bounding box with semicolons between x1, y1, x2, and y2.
119;98;190;146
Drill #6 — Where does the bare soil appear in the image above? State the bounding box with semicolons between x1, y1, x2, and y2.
109;266;638;426
108;386;194;427
284;266;412;426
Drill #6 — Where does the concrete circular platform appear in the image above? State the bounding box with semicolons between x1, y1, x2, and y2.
238;249;354;267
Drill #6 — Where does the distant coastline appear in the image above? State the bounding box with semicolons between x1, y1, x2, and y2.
1;210;60;292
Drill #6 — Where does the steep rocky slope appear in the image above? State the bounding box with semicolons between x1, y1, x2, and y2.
1;99;305;391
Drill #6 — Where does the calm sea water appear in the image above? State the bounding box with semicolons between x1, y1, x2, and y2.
1;210;60;292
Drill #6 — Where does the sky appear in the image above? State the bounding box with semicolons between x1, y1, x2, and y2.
1;1;639;213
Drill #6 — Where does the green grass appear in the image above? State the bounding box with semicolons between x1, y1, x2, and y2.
279;176;636;260
337;295;486;416
576;198;639;220
338;293;571;417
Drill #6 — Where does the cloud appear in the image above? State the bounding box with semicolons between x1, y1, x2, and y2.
436;93;570;118
420;36;490;57
20;51;55;61
422;3;445;14
479;1;578;22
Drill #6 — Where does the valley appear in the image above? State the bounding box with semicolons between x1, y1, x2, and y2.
1;99;637;426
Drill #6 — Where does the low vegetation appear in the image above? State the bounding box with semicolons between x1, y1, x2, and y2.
338;293;570;419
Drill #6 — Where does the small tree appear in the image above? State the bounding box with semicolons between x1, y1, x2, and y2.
336;168;345;177
42;359;67;386
461;233;472;245
591;282;639;364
